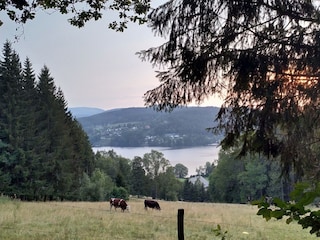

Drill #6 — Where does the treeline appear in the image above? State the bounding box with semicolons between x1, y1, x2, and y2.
85;147;292;204
0;42;95;201
85;149;214;202
82;146;291;204
208;148;293;203
90;150;183;201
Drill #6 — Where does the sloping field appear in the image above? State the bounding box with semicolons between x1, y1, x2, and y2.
0;197;317;240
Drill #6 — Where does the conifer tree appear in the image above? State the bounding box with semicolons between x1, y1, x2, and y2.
35;67;95;200
0;42;95;200
63;107;95;199
130;156;148;196
0;41;25;196
17;57;41;200
50;88;73;200
53;88;95;200
34;66;57;200
139;1;320;180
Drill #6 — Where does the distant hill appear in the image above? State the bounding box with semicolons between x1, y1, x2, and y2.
77;106;223;147
69;107;105;118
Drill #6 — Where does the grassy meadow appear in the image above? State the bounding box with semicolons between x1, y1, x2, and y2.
0;197;318;240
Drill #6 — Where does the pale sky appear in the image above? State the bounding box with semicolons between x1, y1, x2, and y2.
0;8;223;111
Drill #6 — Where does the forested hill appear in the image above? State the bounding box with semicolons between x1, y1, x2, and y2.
77;106;223;147
69;107;105;118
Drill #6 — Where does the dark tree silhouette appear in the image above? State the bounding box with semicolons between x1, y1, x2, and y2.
138;0;320;179
0;0;151;31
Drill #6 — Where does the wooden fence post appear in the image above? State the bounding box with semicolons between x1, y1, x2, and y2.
177;209;184;240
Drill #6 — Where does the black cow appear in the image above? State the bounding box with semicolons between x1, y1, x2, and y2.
144;199;161;210
110;198;129;212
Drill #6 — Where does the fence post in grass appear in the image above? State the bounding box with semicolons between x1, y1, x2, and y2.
177;209;184;240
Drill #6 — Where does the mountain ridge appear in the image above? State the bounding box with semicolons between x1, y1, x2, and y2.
69;107;105;118
76;106;223;148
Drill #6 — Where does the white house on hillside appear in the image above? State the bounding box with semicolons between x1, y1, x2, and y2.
188;176;209;190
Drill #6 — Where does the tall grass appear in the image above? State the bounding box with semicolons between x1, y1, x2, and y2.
0;197;317;239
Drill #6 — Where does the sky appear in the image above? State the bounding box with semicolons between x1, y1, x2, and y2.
0;7;223;111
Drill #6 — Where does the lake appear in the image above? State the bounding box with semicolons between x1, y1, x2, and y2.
92;145;221;176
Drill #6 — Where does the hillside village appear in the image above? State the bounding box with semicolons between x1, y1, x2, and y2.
76;107;223;147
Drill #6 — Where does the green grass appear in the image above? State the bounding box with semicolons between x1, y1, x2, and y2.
0;197;318;240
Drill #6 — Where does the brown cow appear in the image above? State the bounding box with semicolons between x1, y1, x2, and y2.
110;198;129;212
144;199;161;210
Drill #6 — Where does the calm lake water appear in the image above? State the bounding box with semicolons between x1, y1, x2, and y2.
92;145;221;176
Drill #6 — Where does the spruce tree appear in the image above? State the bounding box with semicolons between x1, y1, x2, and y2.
35;66;62;200
130;156;147;196
0;41;25;197
65;115;95;200
138;1;320;179
17;57;41;200
35;67;95;200
0;42;95;200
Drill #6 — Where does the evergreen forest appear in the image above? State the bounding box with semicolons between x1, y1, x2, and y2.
0;41;95;201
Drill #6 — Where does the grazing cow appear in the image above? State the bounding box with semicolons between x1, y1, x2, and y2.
144;199;161;210
110;198;128;212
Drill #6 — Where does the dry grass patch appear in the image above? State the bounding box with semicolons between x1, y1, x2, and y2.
0;197;318;239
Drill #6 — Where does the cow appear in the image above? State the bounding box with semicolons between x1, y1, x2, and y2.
110;198;129;212
144;199;161;210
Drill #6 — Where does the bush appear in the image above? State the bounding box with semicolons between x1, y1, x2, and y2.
109;187;129;200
